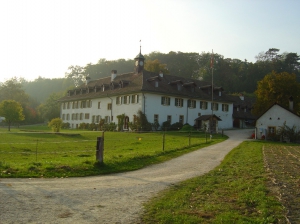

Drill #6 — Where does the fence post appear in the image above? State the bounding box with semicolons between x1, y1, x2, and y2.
35;139;38;162
162;131;165;151
189;132;191;146
96;132;104;163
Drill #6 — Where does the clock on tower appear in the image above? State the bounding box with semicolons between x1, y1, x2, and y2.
134;43;145;73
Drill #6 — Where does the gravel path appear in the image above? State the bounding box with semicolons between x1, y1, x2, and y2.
0;129;252;224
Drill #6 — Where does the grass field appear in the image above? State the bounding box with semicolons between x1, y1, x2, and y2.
141;141;299;223
0;125;227;178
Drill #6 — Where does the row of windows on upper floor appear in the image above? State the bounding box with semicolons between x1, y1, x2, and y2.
62;94;139;110
161;96;229;112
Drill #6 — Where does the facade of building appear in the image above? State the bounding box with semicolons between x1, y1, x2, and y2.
255;100;300;139
58;51;237;131
229;94;256;128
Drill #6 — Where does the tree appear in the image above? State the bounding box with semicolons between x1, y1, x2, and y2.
144;59;169;74
38;93;62;121
65;65;86;87
0;100;25;131
0;77;29;104
48;118;62;132
253;71;300;116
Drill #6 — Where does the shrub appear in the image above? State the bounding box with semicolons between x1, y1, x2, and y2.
180;124;195;132
61;122;70;129
48;118;62;132
170;122;183;131
161;120;171;131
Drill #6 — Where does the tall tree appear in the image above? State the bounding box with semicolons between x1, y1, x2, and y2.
65;65;86;87
253;71;300;116
38;92;62;121
0;100;25;131
0;77;29;104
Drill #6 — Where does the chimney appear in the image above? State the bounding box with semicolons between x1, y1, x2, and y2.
239;93;244;101
111;70;117;81
289;96;294;111
159;71;164;78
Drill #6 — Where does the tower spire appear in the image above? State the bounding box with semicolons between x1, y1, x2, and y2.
140;40;141;53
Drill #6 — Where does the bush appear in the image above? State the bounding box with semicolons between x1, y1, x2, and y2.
180;124;195;132
170;122;183;131
61;122;70;129
162;120;171;131
48;118;62;132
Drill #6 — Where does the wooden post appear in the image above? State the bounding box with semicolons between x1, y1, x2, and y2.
162;131;165;151
96;132;104;163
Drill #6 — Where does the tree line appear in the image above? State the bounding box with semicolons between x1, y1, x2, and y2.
0;48;299;128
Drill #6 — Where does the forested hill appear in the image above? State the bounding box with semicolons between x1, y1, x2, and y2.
22;77;73;103
66;48;300;94
20;48;300;104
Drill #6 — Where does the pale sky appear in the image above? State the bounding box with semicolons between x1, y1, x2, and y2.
1;0;299;83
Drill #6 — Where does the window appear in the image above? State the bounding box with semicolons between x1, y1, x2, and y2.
67;102;70;109
154;114;159;123
188;100;196;108
71;113;75;120
105;116;110;123
92;115;95;123
177;83;182;91
66;114;70;120
75;113;79;120
222;104;229;112
85;113;90;119
268;126;276;134
175;98;184;107
116;96;122;105
179;115;184;124
98;102;101;109
73;101;77;109
87;100;92;108
131;94;139;104
63;103;66;109
96;115;100;123
155;81;159;87
62;114;65;120
123;95;130;104
107;103;112;110
167;115;172;123
161;96;170;106
81;101;86;108
211;103;219;111
200;101;207;110
80;113;83;120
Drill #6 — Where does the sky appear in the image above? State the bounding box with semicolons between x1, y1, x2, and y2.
1;0;300;83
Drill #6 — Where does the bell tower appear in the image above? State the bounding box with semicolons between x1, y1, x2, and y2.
134;41;145;73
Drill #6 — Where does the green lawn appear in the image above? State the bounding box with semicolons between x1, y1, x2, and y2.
0;125;227;178
142;141;285;223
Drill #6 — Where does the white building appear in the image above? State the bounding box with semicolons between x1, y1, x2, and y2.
255;99;300;139
58;50;235;131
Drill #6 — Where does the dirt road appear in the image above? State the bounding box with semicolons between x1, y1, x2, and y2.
0;129;252;224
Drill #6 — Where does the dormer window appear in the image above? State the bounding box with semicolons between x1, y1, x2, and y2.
183;82;196;92
177;83;182;91
155;81;158;87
